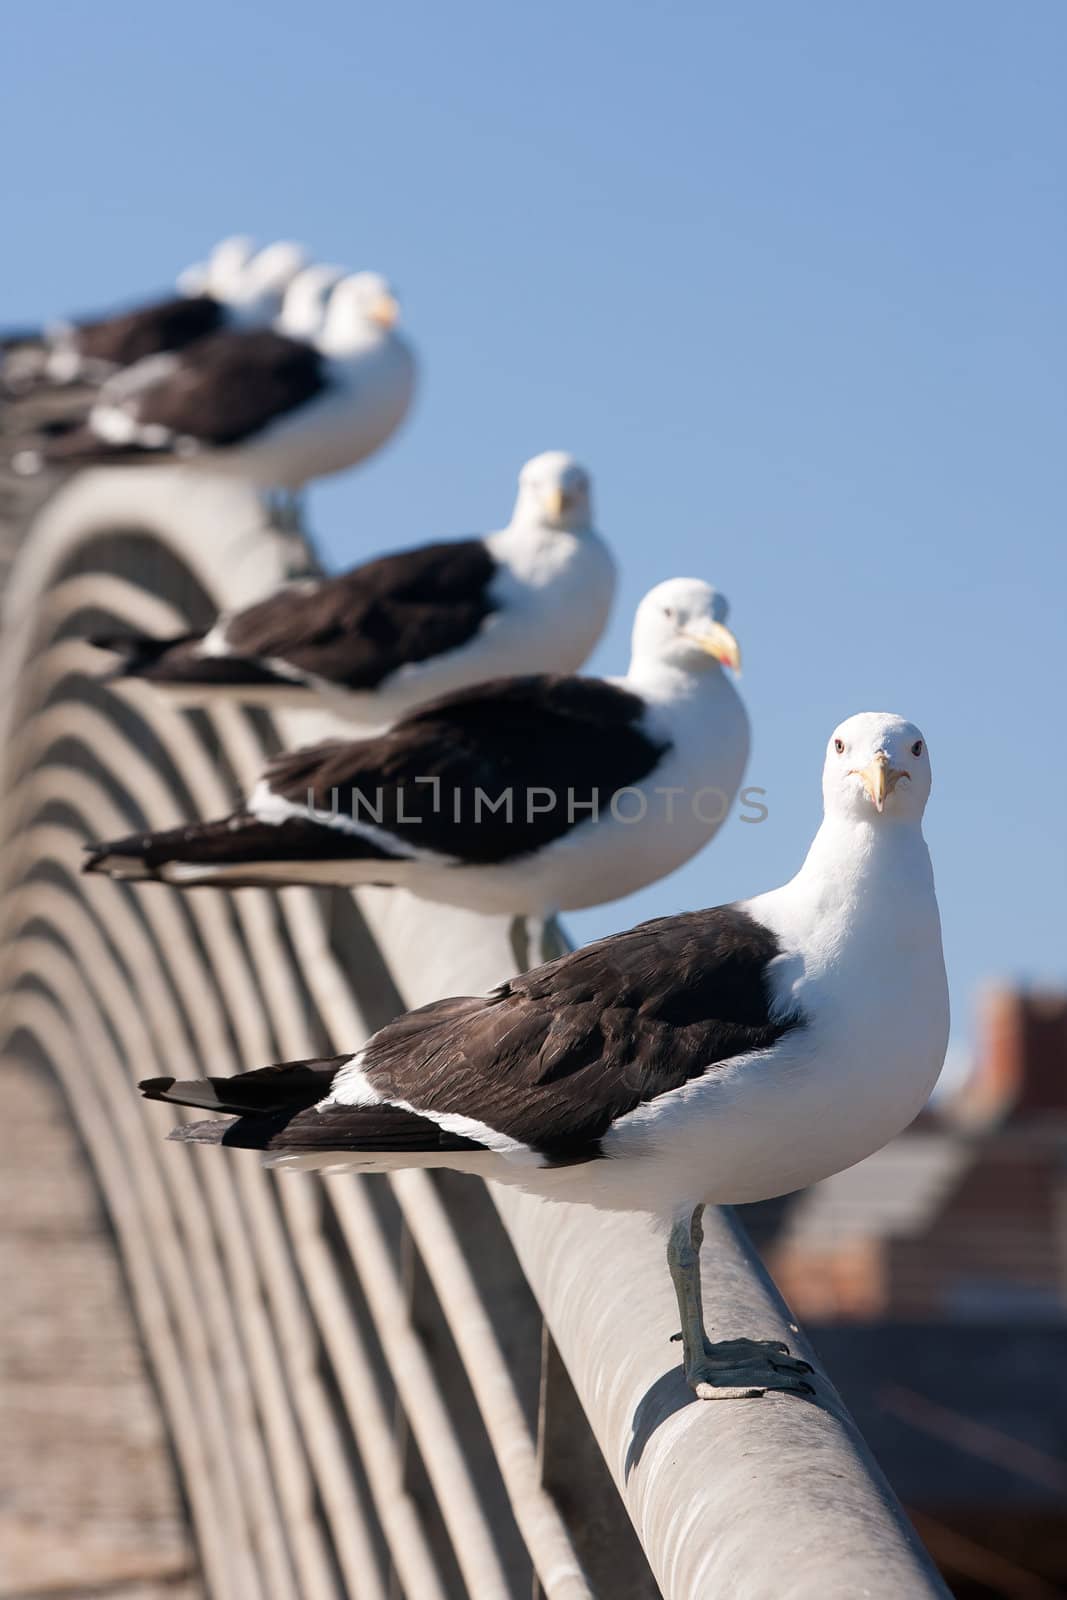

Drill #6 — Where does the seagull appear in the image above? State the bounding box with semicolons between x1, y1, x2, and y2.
12;271;416;489
88;452;616;725
1;238;306;393
275;263;346;341
83;576;747;919
174;235;260;297
138;712;950;1400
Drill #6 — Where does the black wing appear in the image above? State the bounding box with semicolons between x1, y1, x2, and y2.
90;631;294;689
357;907;801;1159
72;293;226;369
82;812;374;880
260;673;670;863
104;327;325;447
221;539;497;690
142;1048;489;1154
142;908;803;1161
82;676;668;875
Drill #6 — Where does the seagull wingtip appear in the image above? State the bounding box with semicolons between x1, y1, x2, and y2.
139;1076;177;1101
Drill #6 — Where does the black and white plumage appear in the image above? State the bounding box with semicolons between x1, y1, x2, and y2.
140;712;950;1399
89;452;615;724
143;908;792;1166
83;577;747;916
12;271;416;490
0;238;306;394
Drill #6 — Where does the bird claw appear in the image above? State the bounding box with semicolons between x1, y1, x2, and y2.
703;1336;807;1367
670;1331;807;1365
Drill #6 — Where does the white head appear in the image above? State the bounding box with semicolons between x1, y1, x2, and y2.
320;271;402;350
823;712;931;824
513;451;594;532
279;263;346;340
226;240;309;314
177;235;256;298
629;578;741;674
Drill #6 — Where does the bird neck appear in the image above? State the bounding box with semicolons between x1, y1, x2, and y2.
740;814;939;1006
319;318;392;359
489;520;590;583
623;654;727;707
788;812;935;926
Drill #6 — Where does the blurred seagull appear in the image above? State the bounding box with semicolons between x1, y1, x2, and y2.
276;263;346;341
89;452;615;725
138;712;949;1401
13;270;416;489
84;577;746;916
1;238;306;393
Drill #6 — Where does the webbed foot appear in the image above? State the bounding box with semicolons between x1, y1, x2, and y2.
683;1336;814;1400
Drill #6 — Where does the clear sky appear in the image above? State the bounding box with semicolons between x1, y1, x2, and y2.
7;1;1065;1066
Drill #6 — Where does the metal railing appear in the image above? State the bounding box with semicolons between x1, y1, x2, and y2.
0;466;950;1599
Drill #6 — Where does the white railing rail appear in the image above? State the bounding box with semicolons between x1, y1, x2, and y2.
0;468;950;1600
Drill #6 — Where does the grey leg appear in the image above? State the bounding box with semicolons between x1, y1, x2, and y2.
530;915;550;968
266;489;304;534
667;1205;814;1400
514;914;556;971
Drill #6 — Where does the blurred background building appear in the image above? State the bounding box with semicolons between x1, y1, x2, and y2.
741;987;1067;1598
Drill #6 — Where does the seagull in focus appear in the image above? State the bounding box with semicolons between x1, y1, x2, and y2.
137;712;950;1401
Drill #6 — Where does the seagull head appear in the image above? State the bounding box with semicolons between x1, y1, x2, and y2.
177;235;256;298
321;272;403;350
231;241;310;313
278;263;346;340
630;578;741;675
514;452;594;532
824;712;931;823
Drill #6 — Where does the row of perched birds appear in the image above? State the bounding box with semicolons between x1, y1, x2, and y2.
5;239;949;1402
3;236;414;490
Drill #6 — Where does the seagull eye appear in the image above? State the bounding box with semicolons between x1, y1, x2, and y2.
834;738;845;754
663;607;674;619
911;739;923;757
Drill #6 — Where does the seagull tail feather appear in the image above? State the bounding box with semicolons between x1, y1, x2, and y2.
88;631;298;690
81;815;262;881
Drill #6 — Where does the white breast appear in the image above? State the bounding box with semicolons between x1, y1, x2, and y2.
328;526;616;728
500;817;950;1215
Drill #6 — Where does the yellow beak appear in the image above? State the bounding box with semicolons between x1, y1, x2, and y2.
543;486;568;520
684;620;742;673
370;293;400;329
852;750;904;813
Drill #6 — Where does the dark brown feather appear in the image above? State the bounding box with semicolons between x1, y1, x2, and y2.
83;676;669;878
71;294;226;369
91;631;294;688
149;908;805;1165
222;540;497;689
125;328;325;445
81;812;395;879
166;1103;486;1154
258;674;669;864
357;907;803;1161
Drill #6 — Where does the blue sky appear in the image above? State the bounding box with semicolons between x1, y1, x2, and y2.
7;1;1065;1064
